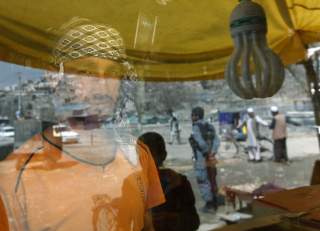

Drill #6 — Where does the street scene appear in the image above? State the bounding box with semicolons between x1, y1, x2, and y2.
143;122;319;229
1;120;318;230
1;1;320;230
0;61;319;230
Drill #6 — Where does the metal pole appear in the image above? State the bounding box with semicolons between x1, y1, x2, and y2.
303;59;320;151
17;72;22;118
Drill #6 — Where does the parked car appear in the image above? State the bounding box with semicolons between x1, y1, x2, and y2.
156;115;170;124
127;114;139;125
141;115;158;125
286;111;315;126
126;114;170;125
0;116;10;125
0;126;15;138
104;114;170;126
53;124;80;143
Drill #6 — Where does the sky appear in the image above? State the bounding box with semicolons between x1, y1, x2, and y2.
0;61;43;87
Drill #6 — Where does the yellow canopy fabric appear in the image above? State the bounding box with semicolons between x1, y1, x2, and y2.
0;0;319;81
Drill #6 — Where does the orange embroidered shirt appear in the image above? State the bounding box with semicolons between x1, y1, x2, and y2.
0;134;165;231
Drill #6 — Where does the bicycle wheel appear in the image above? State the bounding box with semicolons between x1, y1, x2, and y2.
233;141;248;159
219;139;238;158
259;138;273;160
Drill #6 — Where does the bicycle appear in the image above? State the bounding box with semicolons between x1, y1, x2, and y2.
219;129;273;160
219;128;247;159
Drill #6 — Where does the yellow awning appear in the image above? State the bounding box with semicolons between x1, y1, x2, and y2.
0;0;319;81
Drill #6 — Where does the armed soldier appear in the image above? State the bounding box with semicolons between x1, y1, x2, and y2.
189;106;220;213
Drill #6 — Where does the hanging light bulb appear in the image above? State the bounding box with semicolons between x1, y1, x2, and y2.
225;0;285;99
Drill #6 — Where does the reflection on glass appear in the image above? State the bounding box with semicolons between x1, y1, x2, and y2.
0;18;165;231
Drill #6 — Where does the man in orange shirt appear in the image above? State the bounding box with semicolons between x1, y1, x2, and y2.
0;18;165;231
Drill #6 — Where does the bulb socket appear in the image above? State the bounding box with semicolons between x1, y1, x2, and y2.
230;0;267;37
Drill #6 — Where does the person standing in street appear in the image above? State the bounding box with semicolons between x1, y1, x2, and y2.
238;108;268;162
168;109;181;145
189;106;220;213
269;106;289;162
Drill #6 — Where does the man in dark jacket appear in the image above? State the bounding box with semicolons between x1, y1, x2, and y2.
189;106;220;213
139;132;200;231
269;106;300;162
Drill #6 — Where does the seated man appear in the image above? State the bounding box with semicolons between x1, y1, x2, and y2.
0;18;164;231
138;132;200;231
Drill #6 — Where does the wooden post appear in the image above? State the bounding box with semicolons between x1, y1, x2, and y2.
303;59;320;151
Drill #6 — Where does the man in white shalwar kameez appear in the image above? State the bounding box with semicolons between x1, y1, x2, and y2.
238;108;268;162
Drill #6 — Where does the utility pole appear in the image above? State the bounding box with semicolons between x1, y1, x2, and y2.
17;72;22;119
303;58;320;150
133;12;158;131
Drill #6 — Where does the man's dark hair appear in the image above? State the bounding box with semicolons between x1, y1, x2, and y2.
138;132;167;167
191;106;204;119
